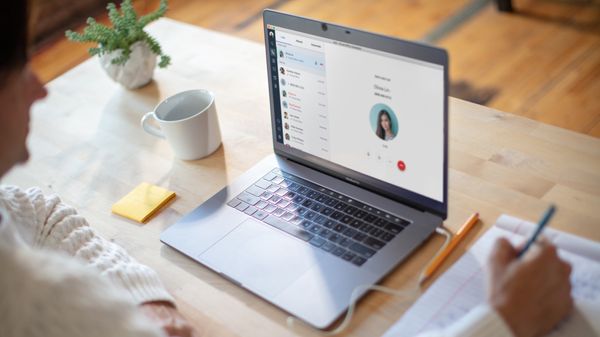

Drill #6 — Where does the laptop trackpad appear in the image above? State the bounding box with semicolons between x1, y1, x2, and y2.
199;218;316;298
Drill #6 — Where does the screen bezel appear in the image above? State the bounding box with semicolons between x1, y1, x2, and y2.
263;9;449;219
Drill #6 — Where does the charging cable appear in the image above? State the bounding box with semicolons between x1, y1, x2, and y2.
286;225;454;335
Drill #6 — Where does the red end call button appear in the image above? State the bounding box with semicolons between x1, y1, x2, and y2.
397;160;406;171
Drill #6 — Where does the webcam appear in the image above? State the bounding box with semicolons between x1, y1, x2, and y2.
321;23;328;31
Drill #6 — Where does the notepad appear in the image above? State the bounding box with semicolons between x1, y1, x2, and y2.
382;214;600;337
111;182;176;223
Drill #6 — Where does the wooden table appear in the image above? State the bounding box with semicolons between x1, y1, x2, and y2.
5;18;599;337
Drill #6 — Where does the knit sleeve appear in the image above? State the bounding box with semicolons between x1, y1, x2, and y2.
0;246;166;337
0;185;174;305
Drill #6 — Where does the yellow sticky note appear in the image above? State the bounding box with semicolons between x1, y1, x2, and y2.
112;182;176;223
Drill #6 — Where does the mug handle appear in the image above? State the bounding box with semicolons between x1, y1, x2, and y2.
141;112;165;139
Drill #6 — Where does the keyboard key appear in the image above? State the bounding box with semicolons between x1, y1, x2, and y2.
333;223;346;233
380;232;396;242
267;184;280;193
270;196;282;204
349;219;363;228
301;199;313;208
332;247;346;257
343;206;357;215
246;185;266;197
385;223;404;234
353;232;368;242
227;199;241;208
352;256;367;266
307;191;319;199
293;195;305;204
244;206;257;215
297;207;308;216
329;233;342;244
364;214;377;223
320;207;334;216
313;215;327;225
321;242;336;252
340;215;353;224
264;215;313;242
237;193;260;206
370;228;384;237
343;227;358;237
319;228;331;237
304;211;317;220
300;220;312;228
290;216;302;225
309;236;326;247
283;191;296;200
310;203;324;212
316;194;327;203
374;218;388;228
325;198;338;207
281;212;294;221
354;210;368;219
272;208;285;217
264;204;277;213
285;203;299;212
255;179;272;189
263;172;277;181
252;210;268;220
255;200;268;209
309;224;322;234
272;176;284;184
297;186;310;195
364;237;385;250
288;182;300;191
330;211;343;220
334;203;347;211
349;242;375;258
339;237;352;248
235;202;249;212
279;179;291;188
342;251;356;261
359;223;374;233
260;191;274;200
277;199;290;208
323;220;336;228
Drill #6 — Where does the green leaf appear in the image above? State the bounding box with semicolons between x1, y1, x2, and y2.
65;0;171;68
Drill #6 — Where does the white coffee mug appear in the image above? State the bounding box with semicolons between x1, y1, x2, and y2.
141;89;222;160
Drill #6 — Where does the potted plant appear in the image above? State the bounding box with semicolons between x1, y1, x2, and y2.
66;0;171;89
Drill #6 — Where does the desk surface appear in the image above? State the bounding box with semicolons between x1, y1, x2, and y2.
4;19;600;337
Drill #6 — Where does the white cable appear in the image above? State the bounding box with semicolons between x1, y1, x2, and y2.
418;226;453;284
286;226;454;335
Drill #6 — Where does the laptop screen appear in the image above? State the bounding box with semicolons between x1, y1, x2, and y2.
265;17;447;211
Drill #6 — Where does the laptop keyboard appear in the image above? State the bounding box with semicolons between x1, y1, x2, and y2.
227;169;412;267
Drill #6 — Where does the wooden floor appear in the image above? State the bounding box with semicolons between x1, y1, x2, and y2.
31;0;600;137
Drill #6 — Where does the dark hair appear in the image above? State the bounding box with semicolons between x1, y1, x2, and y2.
0;1;29;84
376;109;392;140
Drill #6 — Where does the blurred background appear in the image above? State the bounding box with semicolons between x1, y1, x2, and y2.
30;0;600;137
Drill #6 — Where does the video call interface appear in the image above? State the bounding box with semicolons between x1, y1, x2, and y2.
267;25;444;203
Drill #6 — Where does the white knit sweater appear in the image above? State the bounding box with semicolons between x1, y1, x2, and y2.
0;185;171;337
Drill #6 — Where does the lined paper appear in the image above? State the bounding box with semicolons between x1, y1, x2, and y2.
382;215;600;337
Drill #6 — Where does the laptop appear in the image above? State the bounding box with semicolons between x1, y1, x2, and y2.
160;10;448;329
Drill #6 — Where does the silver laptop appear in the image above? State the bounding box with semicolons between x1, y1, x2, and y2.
161;10;448;329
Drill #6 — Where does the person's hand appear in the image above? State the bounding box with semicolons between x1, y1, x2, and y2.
486;238;573;337
139;301;198;337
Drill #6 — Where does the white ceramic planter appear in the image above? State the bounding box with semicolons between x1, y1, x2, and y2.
100;41;157;89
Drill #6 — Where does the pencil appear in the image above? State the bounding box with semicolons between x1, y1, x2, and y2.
419;212;480;284
516;205;555;258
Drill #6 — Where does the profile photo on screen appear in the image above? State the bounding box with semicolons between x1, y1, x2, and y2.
370;103;398;141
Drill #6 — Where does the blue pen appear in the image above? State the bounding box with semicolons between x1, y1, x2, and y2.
517;205;556;258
